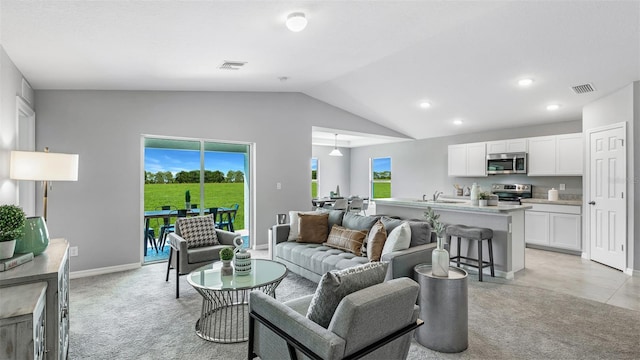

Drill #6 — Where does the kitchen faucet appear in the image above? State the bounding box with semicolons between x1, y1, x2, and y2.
433;191;443;201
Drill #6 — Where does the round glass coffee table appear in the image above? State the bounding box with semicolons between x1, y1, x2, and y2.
187;259;287;343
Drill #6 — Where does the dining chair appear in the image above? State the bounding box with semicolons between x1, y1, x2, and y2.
332;198;348;211
208;207;219;228
217;203;239;232
159;207;187;251
348;197;364;214
362;197;370;215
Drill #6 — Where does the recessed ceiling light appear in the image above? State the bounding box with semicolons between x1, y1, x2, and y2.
518;78;534;87
453;119;463;125
546;104;561;111
419;101;431;109
286;12;307;32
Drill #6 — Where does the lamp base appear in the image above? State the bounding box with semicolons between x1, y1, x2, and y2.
15;216;50;256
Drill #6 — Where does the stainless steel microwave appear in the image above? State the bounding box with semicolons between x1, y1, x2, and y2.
487;152;527;175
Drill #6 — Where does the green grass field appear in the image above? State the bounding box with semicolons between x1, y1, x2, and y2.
145;183;244;236
373;182;391;198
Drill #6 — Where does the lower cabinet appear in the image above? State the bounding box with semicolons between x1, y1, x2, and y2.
525;204;582;251
0;282;47;360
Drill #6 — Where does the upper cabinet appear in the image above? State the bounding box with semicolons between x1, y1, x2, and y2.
527;133;583;176
448;142;487;177
486;138;528;154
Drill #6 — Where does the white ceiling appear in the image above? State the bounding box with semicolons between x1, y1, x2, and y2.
2;1;639;147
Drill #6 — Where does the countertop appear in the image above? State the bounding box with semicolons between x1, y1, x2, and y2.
374;198;531;213
520;198;582;206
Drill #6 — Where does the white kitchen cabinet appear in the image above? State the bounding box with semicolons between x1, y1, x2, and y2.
527;133;583;176
448;142;487;177
486;138;528;154
525;204;582;251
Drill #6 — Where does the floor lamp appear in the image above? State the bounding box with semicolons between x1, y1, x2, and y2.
10;148;79;221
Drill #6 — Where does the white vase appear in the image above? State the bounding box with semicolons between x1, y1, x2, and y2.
431;237;449;277
0;239;17;260
479;199;488;207
470;183;479;206
221;260;233;276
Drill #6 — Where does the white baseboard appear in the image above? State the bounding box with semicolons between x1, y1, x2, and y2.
624;268;639;276
253;244;268;250
581;252;589;259
70;262;140;279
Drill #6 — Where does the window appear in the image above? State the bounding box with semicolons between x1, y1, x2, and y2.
311;158;318;198
371;157;391;199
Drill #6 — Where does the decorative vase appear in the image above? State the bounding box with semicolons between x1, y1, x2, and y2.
221;260;233;276
0;240;17;260
479;199;488;207
233;237;251;276
470;183;479;206
15;216;50;256
431;237;449;277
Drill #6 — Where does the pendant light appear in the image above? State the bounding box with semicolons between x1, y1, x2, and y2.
329;134;343;157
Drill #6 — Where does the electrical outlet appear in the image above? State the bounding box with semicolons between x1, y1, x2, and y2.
276;182;282;190
559;184;566;191
70;246;78;257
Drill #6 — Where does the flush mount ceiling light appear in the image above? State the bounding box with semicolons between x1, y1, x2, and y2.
419;101;432;109
286;12;307;32
329;134;343;157
546;104;561;111
453;119;463;125
518;78;534;87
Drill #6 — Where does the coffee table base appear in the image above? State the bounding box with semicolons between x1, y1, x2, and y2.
193;281;282;343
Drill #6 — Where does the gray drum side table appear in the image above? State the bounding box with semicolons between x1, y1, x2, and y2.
414;264;468;353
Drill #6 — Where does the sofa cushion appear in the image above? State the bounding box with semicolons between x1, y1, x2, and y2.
364;220;387;261
325;225;368;256
380;216;404;235
406;220;432;246
381;221;411;256
315;209;345;233
306;262;388;328
176;214;218;248
298;213;329;244
342;213;378;232
288;210;316;241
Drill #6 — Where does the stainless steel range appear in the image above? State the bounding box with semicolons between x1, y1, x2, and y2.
490;183;532;204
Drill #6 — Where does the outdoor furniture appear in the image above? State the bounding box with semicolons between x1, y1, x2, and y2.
165;215;241;298
248;277;423;360
159;208;187;252
144;228;157;255
216;203;239;232
187;259;287;343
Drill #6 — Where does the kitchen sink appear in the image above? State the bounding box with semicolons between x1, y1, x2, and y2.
414;199;467;204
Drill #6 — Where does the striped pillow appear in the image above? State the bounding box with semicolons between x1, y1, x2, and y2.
177;214;219;248
324;225;368;256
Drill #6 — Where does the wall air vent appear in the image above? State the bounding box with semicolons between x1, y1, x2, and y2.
570;83;596;94
219;61;247;70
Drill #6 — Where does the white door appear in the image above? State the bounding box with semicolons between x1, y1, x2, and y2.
588;124;626;271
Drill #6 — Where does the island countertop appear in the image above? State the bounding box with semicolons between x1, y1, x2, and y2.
374;198;531;213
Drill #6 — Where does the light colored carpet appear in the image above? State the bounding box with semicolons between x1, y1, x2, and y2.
69;262;640;360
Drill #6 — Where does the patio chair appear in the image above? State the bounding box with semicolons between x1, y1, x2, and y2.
217;203;239;232
165;214;240;298
159;208;187;252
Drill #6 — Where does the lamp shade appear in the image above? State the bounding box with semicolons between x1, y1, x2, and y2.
10;150;79;181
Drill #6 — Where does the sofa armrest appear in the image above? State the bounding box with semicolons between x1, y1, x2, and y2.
249;291;346;360
168;232;188;254
272;224;291;245
168;230;239;251
381;243;437;281
215;229;241;246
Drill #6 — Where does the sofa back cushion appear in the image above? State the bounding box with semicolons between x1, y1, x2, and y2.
325;225;368;256
315;209;345;233
297;213;329;244
342;212;378;232
380;216;404;235
306;262;389;328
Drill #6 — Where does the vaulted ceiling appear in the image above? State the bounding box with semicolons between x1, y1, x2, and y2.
2;1;639;146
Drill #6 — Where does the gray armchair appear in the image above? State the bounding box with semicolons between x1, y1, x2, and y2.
164;216;240;298
248;277;422;360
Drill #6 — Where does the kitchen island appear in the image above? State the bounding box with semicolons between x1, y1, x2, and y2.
375;198;531;279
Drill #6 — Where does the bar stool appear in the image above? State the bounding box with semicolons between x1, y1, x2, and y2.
446;224;495;281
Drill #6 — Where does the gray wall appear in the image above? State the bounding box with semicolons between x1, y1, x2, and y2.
34;90;405;272
350;120;583;201
583;81;638;272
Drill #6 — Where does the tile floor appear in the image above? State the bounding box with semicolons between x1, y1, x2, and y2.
251;247;639;312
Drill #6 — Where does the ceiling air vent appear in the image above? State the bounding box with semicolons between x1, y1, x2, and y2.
219;61;247;70
570;83;596;94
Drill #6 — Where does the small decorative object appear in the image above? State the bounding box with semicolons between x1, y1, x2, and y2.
431;219;449;277
423;207;440;243
335;185;341;197
470;183;479;206
185;190;191;210
478;192;489;207
233;237;251;276
0;205;26;260
548;188;558;201
219;247;234;276
15;216;50;256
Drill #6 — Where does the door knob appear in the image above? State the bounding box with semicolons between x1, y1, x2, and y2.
588;201;596;205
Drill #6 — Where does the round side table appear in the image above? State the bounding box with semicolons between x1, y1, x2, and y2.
414;264;468;353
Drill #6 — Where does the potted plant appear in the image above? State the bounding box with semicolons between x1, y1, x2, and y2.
424;207;440;243
185;190;191;209
0;205;26;259
431;217;449;277
219;247;234;275
478;192;490;207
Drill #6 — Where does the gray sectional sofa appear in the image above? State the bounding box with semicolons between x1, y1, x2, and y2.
271;210;437;282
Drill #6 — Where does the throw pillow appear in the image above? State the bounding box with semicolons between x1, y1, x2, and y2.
298;213;329;243
363;220;387;261
406;220;432;246
381;221;411;257
287;210;316;241
325;225;368;255
306;262;389;328
176;214;218;249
